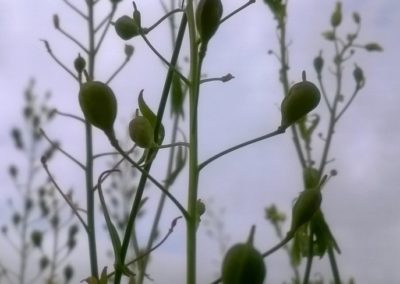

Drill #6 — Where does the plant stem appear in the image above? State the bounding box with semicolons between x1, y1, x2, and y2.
114;11;188;284
85;0;98;278
186;2;201;283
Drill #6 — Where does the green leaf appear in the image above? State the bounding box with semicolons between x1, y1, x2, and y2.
311;210;341;257
138;91;165;144
364;42;383;52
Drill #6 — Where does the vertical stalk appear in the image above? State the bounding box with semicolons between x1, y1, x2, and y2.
277;17;306;168
84;0;98;278
186;2;201;283
18;136;37;284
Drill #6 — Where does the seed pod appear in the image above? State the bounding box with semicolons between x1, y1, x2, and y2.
129;116;154;148
115;15;139;40
222;242;266;284
74;54;86;74
353;64;364;87
313;52;324;75
196;0;223;44
330;2;342;28
280;72;321;129
79;81;117;135
290;188;322;233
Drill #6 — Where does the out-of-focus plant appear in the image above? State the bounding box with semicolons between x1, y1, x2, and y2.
1;80;79;284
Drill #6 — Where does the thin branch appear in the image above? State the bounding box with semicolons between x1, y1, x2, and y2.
41;157;88;232
40;128;86;170
106;58;130;84
200;73;234;84
94;6;117;54
334;85;361;122
199;127;285;171
54;109;86;124
62;0;87;19
139;31;190;86
57;27;89;53
107;216;182;278
40;40;79;81
145;8;184;33
219;0;256;25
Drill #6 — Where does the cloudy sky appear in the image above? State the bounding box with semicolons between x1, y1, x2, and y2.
1;0;400;283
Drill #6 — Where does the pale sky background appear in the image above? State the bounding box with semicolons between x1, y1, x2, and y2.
1;0;400;283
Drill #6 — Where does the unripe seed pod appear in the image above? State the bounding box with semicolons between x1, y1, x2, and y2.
313;53;324;75
74;54;86;74
79;81;117;134
290;188;322;232
353;64;364;87
330;2;342;28
280;72;321;129
129;116;154;148
196;0;223;44
53;14;60;29
222;243;266;284
115;15;139;40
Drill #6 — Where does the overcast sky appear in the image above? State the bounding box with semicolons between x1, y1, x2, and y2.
1;0;400;283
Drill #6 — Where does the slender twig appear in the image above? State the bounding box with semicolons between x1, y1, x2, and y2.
62;0;87;19
95;6;116;33
94;6;116;54
40;128;86;170
199;128;285;171
139;31;190;86
106;57;130;84
335;85;361;122
54;109;86;123
200;73;234;84
57;27;89;53
107;216;182;278
145;8;184;33
109;140;188;219
41;158;88;232
219;0;256;25
41;40;79;81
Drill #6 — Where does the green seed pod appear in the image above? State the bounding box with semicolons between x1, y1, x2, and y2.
290;188;322;233
79;81;117;135
280;72;321;129
128;116;154;148
330;2;342;28
196;0;223;44
222;243;266;284
353;64;364;87
115;15;139;40
74;54;86;74
313;52;324;75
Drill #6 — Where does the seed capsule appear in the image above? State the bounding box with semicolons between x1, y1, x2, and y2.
128;116;154;148
115;15;139;40
79;81;117;135
74;54;86;74
280;72;321;129
290;188;322;233
222;243;266;284
196;0;223;44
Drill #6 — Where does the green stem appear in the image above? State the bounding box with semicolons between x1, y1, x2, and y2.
277;17;306;169
186;2;201;284
114;12;188;284
302;229;314;284
85;0;98;278
328;247;341;284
